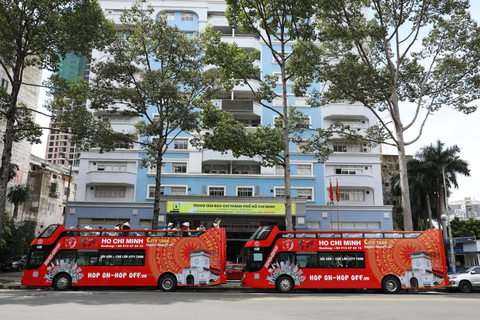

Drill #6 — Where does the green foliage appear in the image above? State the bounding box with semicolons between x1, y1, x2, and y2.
390;140;470;229
0;0;115;243
0;214;36;263
307;0;480;230
51;3;228;228
451;218;480;238
7;184;29;220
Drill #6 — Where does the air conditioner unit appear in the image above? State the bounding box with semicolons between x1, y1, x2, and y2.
211;170;218;174
242;170;250;174
363;148;368;152
233;170;241;174
220;170;228;174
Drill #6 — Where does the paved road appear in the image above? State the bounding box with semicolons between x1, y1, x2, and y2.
1;289;479;320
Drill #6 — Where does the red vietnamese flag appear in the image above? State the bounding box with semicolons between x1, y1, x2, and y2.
336;179;339;202
329;179;334;201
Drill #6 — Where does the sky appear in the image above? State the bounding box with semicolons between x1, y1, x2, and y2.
31;2;480;203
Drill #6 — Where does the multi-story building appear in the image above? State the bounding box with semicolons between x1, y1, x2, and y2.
45;53;89;166
1;66;42;217
66;1;392;259
448;197;479;220
22;155;78;235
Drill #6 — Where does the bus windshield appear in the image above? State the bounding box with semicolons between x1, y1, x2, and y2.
38;224;60;238
249;226;272;240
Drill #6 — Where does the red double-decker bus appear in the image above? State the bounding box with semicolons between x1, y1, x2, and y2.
241;226;449;293
22;224;226;291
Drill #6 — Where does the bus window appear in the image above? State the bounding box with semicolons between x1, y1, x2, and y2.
317;233;341;238
295;233;316;238
99;251;123;266
272;252;295;267
25;245;52;270
404;233;421;238
123;250;146;266
244;247;265;272
77;250;99;266
384;233;403;238
255;226;273;240
296;253;318;268
364;233;383;239
53;250;77;263
281;233;295;238
342;233;364;238
318;252;365;268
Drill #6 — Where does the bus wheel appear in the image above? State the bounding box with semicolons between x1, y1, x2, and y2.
459;281;473;293
159;275;177;292
276;276;294;293
53;274;72;291
382;276;400;294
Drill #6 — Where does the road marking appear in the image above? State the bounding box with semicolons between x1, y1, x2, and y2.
220;297;480;302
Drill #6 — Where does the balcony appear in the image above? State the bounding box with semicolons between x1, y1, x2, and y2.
203;149;262;163
322;102;374;120
85;171;136;186
328;175;376;189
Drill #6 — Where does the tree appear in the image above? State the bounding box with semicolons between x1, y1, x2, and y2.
300;0;480;230
0;212;36;264
0;0;115;242
80;4;227;229
200;0;320;231
451;217;480;238
6;184;29;220
391;140;470;229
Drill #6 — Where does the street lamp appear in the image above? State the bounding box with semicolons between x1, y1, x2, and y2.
60;153;73;225
442;156;459;273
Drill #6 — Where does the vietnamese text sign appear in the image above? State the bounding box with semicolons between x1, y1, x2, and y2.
167;201;295;215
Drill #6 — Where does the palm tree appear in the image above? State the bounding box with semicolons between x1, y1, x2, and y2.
414;140;470;223
7;185;29;220
390;140;470;229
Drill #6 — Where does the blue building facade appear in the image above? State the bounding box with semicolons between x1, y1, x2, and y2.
67;1;393;259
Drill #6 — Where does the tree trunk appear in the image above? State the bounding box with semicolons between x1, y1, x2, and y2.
0;82;20;242
394;121;413;231
281;64;293;231
152;143;164;229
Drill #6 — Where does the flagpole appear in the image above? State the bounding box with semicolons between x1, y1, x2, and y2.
329;179;333;231
336;179;339;231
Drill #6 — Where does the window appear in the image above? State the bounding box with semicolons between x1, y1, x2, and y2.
334;119;366;128
181;12;194;21
149;163;165;174
209;186;225;196
331;222;381;230
237;187;253;197
335;165;364;175
307;221;320;229
275;188;285;197
47;203;55;212
275;164;284;175
296;164;312;175
1;79;8;89
318;252;365;268
173;138;188;150
148;186;164;198
333;142;370;153
95;186;126;198
172;163;187;173
171;186;187;195
296;253;318;268
162;12;175;20
100;115;131;123
295;96;310;107
98;250;145;266
338;189;365;201
273;96;283;106
97;162;127;172
297;188;313;200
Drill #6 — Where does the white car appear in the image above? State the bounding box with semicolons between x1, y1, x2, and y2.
447;266;480;293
